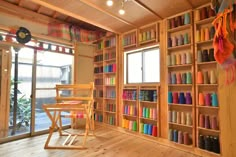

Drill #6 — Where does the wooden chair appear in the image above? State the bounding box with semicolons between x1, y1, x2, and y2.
42;82;94;149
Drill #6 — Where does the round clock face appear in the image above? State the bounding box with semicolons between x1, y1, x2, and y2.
16;27;31;44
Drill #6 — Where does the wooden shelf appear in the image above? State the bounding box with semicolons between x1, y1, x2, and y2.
94;85;103;87
196;148;221;156
95;49;103;53
104;98;116;100
196;39;213;45
104;72;116;75
104;85;116;87
169;141;193;148
198;127;220;134
104;45;116;50
197;84;218;87
168;84;192;87
169;122;193;128
139;38;156;45
123;114;137;118
197;105;219;109
94;61;103;65
140;117;157;121
168;64;192;68
168;103;192;107
94;109;103;112
94;73;103;76
167;44;191;51
104;58;116;63
140;101;157;104
195;17;215;25
197;61;217;65
123;43;136;49
123;99;137;102
104;111;116;114
167;24;191;33
94;97;103;100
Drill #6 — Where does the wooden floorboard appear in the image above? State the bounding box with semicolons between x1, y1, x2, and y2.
0;125;201;157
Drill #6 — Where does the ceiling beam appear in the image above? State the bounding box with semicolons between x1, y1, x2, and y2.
18;0;24;7
37;6;42;13
184;0;194;8
133;0;163;20
80;0;137;28
29;0;120;33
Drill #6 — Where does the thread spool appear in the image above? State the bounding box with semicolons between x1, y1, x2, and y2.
197;71;203;84
171;18;175;28
152;125;157;137
203;71;209;84
142;31;146;41
178;131;183;144
184;13;190;25
168;129;173;141
153;108;157;120
205;93;211;106
184;33;189;44
168;111;172;122
186;92;192;104
186;72;192;84
204;27;210;41
201;7;208;20
177;16;182;26
176;54;181;65
210;70;217;84
202;49;209;62
197;50;203;63
176;111;181;124
148;124;153;135
181;53;186;64
179;92;185;104
172;36;177;47
196;30;201;42
146;31;151;40
151;29;155;39
205;115;210;129
171;54;176;65
143;124;148;134
139;33;142;42
140;106;143;117
195;9;200;21
133;121;137;131
212;137;220;153
181;112;186;125
142;107;146;118
172;73;176;84
172;110;177;123
186;52;192;64
210;26;215;39
199;114;205;127
176;73;182;84
211;116;218;130
122;119;125;128
129;121;133;130
167;55;171;66
168;92;173;103
177;35;183;46
140;123;144;133
199;93;205;106
168;37;172;48
146;108;150;118
173;92;178;104
212;93;218;107
204;136;212;151
209;48;215;61
186;112;192;126
182;73;186;84
183;132;190;145
198;134;205;149
168;73;172;84
200;28;205;41
173;130;178;142
150;108;153;119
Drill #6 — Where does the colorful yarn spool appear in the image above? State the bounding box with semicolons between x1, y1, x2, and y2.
122;119;126;128
142;32;146;41
142;107;146;118
205;115;210;129
176;54;181;65
171;18;175;28
196;30;201;42
168;92;173;103
140;106;143;117
133;121;137;131
181;112;186;125
212;93;218;107
198;134;205;149
197;50;203;63
173;130;178;142
198;93;205;106
179;92;185;104
204;27;210;41
204;136;212;151
184;13;190;25
186;52;192;64
186;72;192;84
183;132;190;145
186;92;192;104
129;121;133;130
181;53;186;64
140;123;144;133
210;26;215;39
168;37;172;48
152;125;157;137
212;137;220;153
145;108;150;118
178;131;183;144
197;71;203;84
200;7;208;20
210;70;217;84
148;124;153;135
150;108;153;119
172;110;177;123
168;129;173;141
171;54;176;65
144;124;148;134
186;112;192;126
203;71;209;84
176;73;182;84
168;111;172;122
182;73;186;84
205;93;211;106
173;92;178;104
209;48;215;61
200;28;205;41
199;114;205;127
195;9;200;21
153;109;157;120
139;33;142;42
168;73;172;84
184;33;189;44
151;29;155;39
172;36;177;47
176;111;181;124
211;116;218;130
202;49;209;62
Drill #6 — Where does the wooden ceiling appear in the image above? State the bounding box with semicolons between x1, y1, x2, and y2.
1;0;210;34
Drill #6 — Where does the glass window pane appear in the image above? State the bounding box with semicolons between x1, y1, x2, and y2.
127;52;142;83
143;48;160;83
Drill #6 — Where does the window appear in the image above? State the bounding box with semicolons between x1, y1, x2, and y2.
125;47;160;83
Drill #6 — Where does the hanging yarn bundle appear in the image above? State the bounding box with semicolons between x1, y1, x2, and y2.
211;0;236;84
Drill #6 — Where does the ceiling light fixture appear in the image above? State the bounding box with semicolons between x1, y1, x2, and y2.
106;0;113;7
119;0;125;15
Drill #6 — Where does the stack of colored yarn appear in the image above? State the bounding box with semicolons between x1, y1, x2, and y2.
195;26;215;42
94;113;103;122
167;52;192;66
106;103;116;112
140;106;157;120
199;114;218;130
168;13;190;29
169;110;192;126
167;33;190;48
197;70;217;84
123;104;137;116
168;91;192;105
198;135;220;154
168;129;191;145
168;72;192;84
195;5;215;22
198;92;218;107
197;48;215;63
122;90;137;100
122;119;137;131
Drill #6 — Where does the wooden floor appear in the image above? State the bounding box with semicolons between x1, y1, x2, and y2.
0;125;201;157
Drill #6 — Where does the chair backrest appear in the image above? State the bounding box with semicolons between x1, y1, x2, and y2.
55;82;94;105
